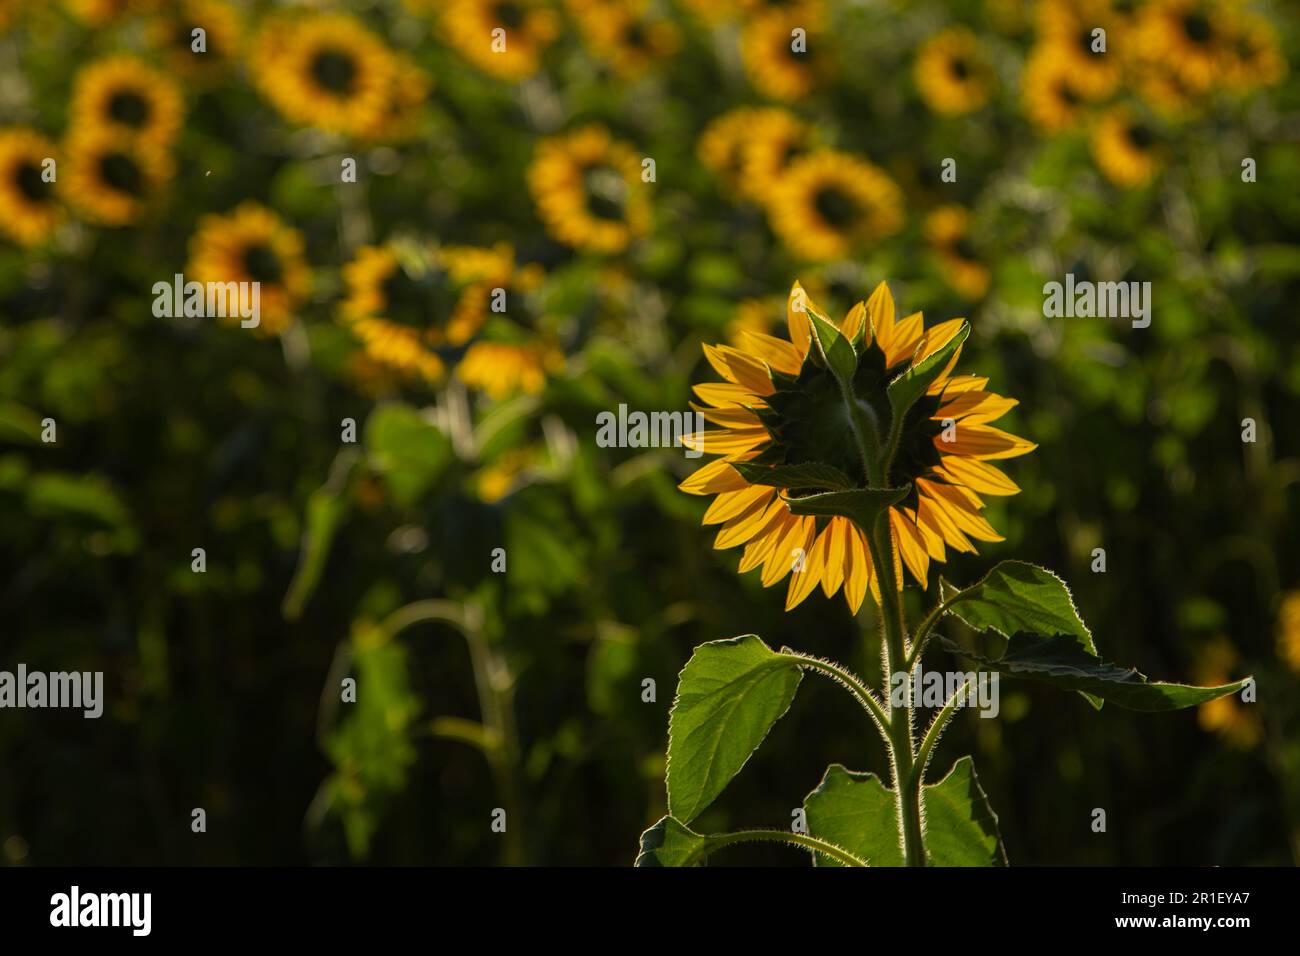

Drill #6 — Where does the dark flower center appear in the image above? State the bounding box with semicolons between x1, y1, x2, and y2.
15;161;50;203
495;2;524;30
625;22;648;48
108;90;151;127
99;152;143;196
242;244;283;285
311;49;357;95
379;263;453;329
584;166;626;221
1182;13;1212;44
949;57;970;80
954;237;979;261
1078;29;1097;56
813;186;859;230
1126;123;1154;149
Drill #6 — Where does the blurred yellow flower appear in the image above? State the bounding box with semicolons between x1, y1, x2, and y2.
741;7;829;102
914;28;995;116
458;341;562;399
528;125;651;254
924;205;990;300
70;56;185;151
0;128;63;246
146;0;244;82
62;129;172;227
187;203;311;337
1021;46;1090;133
1091;107;1163;188
766;151;903;262
440;0;560;80
1277;591;1300;673
1194;638;1260;749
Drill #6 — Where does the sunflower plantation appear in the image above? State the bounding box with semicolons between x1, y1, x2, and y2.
0;0;1297;868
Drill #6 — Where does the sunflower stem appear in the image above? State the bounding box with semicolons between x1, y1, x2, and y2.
867;521;928;867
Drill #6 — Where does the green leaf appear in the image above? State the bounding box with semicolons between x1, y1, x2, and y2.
784;484;911;534
804;756;1007;867
806;308;858;388
0;402;44;444
635;816;710;867
803;765;902;867
887;321;969;423
943;561;1095;655
923;756;1008;866
365;403;451;506
943;632;1253;712
667;635;802;824
730;460;853;492
282;450;359;621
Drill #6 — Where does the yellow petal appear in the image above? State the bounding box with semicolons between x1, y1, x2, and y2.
761;513;810;587
866;281;895;344
738;330;803;377
935;391;1018;425
840;301;868;345
692;382;768;408
891;507;931;589
882;311;924;368
917;491;976;553
787;281;812;358
737;502;792;571
714;492;782;548
703;484;773;525
929;374;988;397
692;402;763;429
680;427;769;456
702;343;775;395
821;516;848;597
919;480;1004;542
936;455;1021;496
679;456;751;495
843;524;871;613
912;318;965;365
935;423;1037;461
785;524;830;610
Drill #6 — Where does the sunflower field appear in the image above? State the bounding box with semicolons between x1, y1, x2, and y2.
1;0;1299;869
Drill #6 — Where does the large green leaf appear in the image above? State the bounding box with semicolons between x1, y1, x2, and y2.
730;460;853;492
943;560;1095;654
943;632;1252;712
784;484;911;533
667;635;802;824
804;756;1006;867
887;321;970;423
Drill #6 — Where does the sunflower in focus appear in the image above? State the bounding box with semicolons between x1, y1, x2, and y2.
1276;591;1300;674
62;129;172;227
187;203;311;336
767;151;904;262
528;125;651;255
924;206;990;300
1194;637;1260;749
1021;47;1090;133
0;129;63;246
440;0;560;80
251;14;410;139
571;0;680;79
340;243;467;385
147;0;244;82
914;28;995;116
1091;107;1163;188
741;7;829;102
69;56;185;151
681;281;1034;611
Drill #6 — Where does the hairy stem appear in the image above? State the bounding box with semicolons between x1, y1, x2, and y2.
777;651;891;744
691;829;869;868
868;523;928;867
915;675;973;781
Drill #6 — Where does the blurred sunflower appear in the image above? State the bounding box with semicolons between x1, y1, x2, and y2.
458;341;562;399
528;125;651;255
146;0;244;82
1220;13;1286;92
340;243;462;385
1091;107;1163;188
251;14;407;139
69;56;185;151
440;0;560;80
62;0;159;26
680;281;1034;610
741;7;828;102
187;203;311;336
1136;0;1233;94
767;151;904;262
1276;591;1300;673
453;250;563;399
924;205;990;300
913;28;995;116
0;129;63;246
474;446;540;503
697;108;762;196
571;0;680;79
739;109;814;203
1194;638;1260;749
62;129;172;227
1021;46;1090;133
1033;0;1126;99
355;53;432;143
